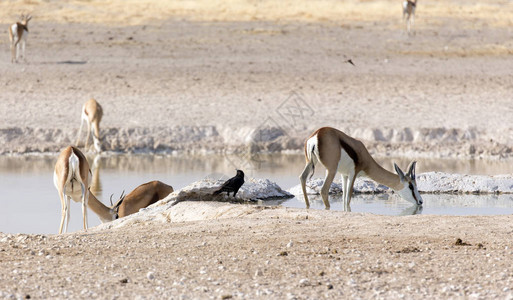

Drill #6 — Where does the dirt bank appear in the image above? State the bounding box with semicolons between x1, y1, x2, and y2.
1;202;513;299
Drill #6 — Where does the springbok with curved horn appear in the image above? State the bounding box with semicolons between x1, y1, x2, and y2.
299;127;422;210
86;181;174;223
53;146;91;234
76;98;103;153
9;14;31;63
403;0;417;35
114;181;174;217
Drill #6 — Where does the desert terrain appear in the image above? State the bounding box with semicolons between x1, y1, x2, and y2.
1;0;512;157
1;0;513;298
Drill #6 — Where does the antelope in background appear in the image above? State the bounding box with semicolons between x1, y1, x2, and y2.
9;14;32;63
76;98;103;153
299;127;423;211
403;0;417;35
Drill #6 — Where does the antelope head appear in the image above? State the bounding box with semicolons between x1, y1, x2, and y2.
20;14;32;26
92;133;102;153
394;161;423;206
110;190;125;219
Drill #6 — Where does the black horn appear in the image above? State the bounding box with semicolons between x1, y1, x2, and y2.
408;161;417;180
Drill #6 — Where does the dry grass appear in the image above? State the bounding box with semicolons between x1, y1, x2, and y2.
1;0;512;27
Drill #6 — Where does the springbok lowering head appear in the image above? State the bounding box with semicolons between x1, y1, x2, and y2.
299;127;423;210
402;0;417;34
54;148;174;232
114;181;174;217
53;146;91;234
76;98;103;153
9;14;32;63
86;180;174;223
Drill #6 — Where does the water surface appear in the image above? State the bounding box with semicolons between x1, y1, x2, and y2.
1;153;512;234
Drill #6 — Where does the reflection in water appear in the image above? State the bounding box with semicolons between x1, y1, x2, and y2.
1;153;512;176
282;193;513;216
90;155;102;196
286;193;425;216
1;153;513;234
405;205;423;215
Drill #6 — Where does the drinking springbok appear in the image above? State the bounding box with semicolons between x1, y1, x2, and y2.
54;148;174;233
299;127;423;210
53;146;91;234
76;98;103;153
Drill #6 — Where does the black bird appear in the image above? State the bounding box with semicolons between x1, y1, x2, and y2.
213;170;245;197
345;59;355;66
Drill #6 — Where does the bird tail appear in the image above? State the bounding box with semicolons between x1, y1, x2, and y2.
213;189;222;195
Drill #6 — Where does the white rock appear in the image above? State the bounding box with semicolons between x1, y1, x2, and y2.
96;178;292;230
289;172;513;195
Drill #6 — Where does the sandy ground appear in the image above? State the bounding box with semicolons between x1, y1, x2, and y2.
0;0;512;157
1;0;513;298
2;202;513;299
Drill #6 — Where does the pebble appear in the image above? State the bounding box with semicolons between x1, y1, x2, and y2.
286;293;297;300
299;278;309;287
147;272;155;280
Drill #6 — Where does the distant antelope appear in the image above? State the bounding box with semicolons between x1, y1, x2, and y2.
299;127;423;210
53;146;91;234
8;14;32;63
402;0;417;34
76;98;103;153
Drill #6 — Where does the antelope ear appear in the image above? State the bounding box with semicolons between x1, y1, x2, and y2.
394;163;406;181
407;161;417;179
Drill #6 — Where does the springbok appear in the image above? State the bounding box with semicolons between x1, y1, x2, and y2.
299;127;423;210
53;146;91;234
76;98;103;153
9;14;32;63
112;181;174;218
402;0;417;34
54;149;173;233
86;181;173;222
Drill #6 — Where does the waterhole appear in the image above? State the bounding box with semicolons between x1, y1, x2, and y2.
1;153;512;234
